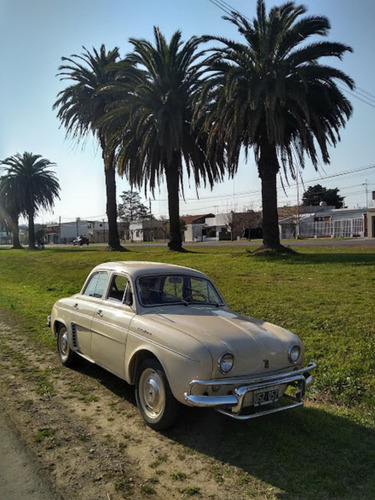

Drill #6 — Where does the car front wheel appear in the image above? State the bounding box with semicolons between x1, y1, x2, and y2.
57;325;77;367
135;359;180;431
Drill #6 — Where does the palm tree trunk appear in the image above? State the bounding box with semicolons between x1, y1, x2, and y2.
10;213;23;249
105;164;124;251
101;137;126;252
165;163;183;252
28;209;36;249
258;143;282;250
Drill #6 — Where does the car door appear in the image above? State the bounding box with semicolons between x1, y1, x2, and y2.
91;273;135;379
71;271;109;358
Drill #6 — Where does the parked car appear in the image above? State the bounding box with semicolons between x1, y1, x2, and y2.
48;261;315;430
72;236;89;246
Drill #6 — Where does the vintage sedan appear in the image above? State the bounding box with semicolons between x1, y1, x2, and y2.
48;261;315;430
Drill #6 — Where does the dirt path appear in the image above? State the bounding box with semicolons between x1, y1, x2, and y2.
0;403;62;499
0;311;267;500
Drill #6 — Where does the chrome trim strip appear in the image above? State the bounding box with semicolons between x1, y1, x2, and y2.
184;393;238;407
58;306;93;323
187;363;316;392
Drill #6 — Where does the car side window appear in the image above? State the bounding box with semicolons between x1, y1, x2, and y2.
82;272;108;298
107;274;131;302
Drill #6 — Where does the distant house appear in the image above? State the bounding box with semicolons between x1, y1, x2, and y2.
366;208;375;238
129;219;165;242
231;211;263;240
181;211;262;242
205;213;232;240
279;207;366;239
181;214;215;242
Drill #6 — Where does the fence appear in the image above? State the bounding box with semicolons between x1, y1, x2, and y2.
299;218;364;238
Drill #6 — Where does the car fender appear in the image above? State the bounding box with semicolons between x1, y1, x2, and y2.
50;302;73;344
124;326;213;405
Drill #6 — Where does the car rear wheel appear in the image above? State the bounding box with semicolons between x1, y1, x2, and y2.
135;359;180;430
57;325;77;367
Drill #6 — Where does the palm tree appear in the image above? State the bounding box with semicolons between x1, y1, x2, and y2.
103;27;226;251
200;0;354;252
0;152;60;249
53;45;126;251
0;177;23;248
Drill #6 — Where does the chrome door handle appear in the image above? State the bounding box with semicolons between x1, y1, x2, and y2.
74;303;79;309
96;309;103;317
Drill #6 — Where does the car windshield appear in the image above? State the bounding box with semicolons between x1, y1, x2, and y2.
137;274;224;307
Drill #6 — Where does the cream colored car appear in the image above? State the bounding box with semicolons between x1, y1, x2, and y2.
49;261;315;430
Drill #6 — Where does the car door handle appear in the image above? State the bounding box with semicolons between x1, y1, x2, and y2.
96;309;103;317
74;303;79;309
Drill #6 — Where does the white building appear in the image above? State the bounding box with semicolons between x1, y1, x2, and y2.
279;208;366;239
128;219;165;242
366;208;375;238
45;219;91;244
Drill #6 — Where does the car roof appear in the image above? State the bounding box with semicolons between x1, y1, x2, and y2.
92;261;208;280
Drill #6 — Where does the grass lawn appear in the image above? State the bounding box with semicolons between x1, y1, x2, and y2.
0;243;374;498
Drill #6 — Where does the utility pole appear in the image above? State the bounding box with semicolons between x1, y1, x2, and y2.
363;179;369;208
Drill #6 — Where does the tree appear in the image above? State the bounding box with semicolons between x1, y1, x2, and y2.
200;0;354;252
0;152;60;249
302;184;345;208
118;190;150;241
0;177;23;248
118;191;149;222
53;45;126;251
104;28;226;251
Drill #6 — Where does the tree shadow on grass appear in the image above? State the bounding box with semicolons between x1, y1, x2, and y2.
248;250;375;266
167;404;375;499
293;252;375;266
69;358;374;499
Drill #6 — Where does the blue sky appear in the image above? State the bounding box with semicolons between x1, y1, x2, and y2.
1;0;374;224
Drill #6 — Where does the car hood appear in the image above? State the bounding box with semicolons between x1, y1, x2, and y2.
143;305;303;376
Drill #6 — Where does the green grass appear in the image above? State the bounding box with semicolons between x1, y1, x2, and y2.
0;244;374;498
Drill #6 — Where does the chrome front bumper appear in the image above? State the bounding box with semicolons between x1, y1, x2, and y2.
184;363;316;420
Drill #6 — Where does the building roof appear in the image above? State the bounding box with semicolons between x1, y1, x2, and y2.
180;214;215;224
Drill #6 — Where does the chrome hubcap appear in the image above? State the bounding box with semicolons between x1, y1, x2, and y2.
60;330;69;358
139;368;165;419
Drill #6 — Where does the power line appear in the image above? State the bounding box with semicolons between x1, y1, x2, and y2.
150;164;375;209
339;85;375;109
304;164;375;182
207;0;242;18
357;86;375;102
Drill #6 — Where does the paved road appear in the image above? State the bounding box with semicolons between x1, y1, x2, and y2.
0;404;61;500
2;238;375;250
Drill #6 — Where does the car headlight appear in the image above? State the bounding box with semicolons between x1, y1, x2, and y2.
288;344;301;364
218;353;234;374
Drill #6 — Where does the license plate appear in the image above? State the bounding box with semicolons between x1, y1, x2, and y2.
254;387;279;407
